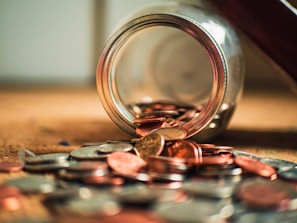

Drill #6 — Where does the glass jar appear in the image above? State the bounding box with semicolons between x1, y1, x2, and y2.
96;1;244;141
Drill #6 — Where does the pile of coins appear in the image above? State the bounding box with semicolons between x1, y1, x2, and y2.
0;129;296;222
0;101;296;222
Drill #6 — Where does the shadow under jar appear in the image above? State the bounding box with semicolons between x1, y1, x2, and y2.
96;2;244;141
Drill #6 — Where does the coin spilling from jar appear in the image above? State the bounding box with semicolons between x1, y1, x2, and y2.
0;135;296;223
1;101;297;222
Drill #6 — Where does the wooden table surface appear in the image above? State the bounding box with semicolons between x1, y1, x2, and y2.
0;85;296;222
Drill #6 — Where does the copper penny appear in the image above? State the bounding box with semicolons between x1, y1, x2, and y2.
0;162;23;173
234;156;276;178
202;145;233;156
162;140;199;162
133;116;166;124
107;152;147;175
191;154;233;166
198;144;216;149
134;133;165;161
151;101;177;110
137;110;179;118
0;185;23;211
237;180;288;210
82;175;124;186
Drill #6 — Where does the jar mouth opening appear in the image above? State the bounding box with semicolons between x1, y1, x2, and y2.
97;14;227;138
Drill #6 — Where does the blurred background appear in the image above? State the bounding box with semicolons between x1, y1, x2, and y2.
0;0;294;90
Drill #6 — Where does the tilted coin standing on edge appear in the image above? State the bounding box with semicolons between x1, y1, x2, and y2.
134;132;165;161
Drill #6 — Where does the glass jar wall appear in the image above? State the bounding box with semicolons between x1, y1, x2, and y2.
96;2;244;141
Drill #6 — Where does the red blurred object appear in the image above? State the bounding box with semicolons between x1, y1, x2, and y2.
210;0;297;84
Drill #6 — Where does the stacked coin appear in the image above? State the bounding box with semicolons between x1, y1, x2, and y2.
24;152;71;172
58;161;109;182
147;156;187;182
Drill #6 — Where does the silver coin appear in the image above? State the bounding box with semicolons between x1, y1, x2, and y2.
260;157;296;170
233;150;261;160
82;142;105;147
278;210;297;223
44;187;85;202
61;194;121;217
25;153;69;164
151;127;187;140
114;171;151;182
115;185;159;205
236;212;279;223
4;175;56;194
183;180;235;198
82;140;130;147
24;161;71;172
149;172;184;182
70;146;108;160
66;160;108;172
278;166;297;181
150;186;184;202
97;142;133;154
154;199;227;223
197;164;243;177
